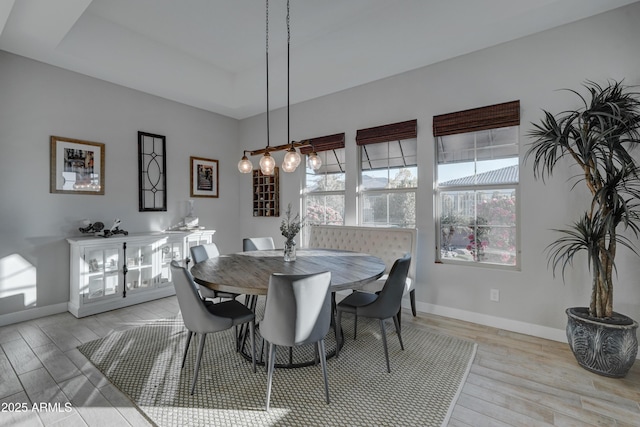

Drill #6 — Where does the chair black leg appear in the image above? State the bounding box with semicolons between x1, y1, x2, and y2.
191;333;207;395
318;339;330;404
330;292;339;349
330;292;337;328
354;314;358;340
379;319;391;373
393;314;404;350
265;343;277;411
249;320;256;373
181;331;193;369
397;307;402;331
335;309;343;358
239;295;258;353
410;289;416;317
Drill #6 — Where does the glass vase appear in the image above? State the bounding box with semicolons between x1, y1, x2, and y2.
284;240;296;262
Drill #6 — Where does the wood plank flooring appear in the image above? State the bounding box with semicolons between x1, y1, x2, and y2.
0;297;638;426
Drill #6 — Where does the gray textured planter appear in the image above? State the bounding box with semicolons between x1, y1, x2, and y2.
566;307;638;378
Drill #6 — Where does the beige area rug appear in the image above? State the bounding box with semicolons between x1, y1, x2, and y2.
78;302;476;427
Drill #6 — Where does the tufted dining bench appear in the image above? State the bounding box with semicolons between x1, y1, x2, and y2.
307;225;417;317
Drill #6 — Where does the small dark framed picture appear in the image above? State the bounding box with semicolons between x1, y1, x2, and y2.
190;156;219;198
50;136;105;195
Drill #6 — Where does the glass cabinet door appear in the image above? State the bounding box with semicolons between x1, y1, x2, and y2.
159;240;183;285
126;237;181;291
125;242;155;292
82;246;120;301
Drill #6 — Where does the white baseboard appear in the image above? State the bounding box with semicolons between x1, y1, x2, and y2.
409;300;568;342
403;299;640;360
0;303;68;327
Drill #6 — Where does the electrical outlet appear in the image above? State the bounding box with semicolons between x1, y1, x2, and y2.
490;288;500;302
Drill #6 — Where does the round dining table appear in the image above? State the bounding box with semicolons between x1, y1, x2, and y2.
189;248;386;368
190;248;386;296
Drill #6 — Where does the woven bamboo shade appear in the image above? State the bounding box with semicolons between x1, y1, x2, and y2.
433;101;520;137
356;119;417;146
299;133;345;154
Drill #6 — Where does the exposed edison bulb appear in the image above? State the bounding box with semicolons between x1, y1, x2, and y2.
307;152;322;170
282;158;296;172
259;152;276;175
282;147;301;172
237;155;253;173
289;147;302;167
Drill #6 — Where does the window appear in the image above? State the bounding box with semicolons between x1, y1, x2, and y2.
434;101;519;267
302;134;346;226
357;120;417;228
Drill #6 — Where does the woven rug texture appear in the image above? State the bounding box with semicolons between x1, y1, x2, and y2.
78;303;476;427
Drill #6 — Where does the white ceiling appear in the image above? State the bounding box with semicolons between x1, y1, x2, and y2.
1;0;637;119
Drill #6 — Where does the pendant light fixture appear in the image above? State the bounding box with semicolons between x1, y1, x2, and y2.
238;0;308;174
237;150;253;173
307;145;322;170
281;0;301;173
258;0;276;176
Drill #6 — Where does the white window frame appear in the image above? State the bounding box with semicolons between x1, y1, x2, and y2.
302;148;346;244
358;139;417;228
435;129;520;270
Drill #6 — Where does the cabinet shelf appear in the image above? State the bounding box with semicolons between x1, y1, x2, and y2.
126;264;153;271
86;270;119;278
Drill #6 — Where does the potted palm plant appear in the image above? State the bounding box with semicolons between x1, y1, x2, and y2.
526;80;640;377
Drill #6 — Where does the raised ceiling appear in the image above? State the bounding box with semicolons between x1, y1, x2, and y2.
0;0;637;119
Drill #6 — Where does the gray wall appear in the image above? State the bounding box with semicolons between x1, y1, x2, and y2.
239;3;640;341
2;3;640;343
0;52;240;322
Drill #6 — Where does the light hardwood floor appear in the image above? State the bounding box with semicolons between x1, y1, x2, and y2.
0;297;638;426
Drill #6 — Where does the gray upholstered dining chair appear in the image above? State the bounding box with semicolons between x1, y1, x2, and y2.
170;261;255;395
359;275;416;318
190;243;239;301
242;237;276;251
335;254;411;373
260;271;332;411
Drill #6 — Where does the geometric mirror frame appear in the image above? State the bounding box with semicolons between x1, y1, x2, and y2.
138;131;167;211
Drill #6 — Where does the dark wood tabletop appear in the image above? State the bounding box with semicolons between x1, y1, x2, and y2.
190;248;386;296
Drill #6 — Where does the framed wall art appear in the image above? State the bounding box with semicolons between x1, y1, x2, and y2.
138;131;167;211
190;156;219;198
50;136;105;195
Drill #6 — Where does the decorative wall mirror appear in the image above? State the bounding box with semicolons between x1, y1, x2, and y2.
138;131;167;211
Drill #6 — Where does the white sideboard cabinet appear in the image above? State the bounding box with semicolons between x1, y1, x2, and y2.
67;230;215;317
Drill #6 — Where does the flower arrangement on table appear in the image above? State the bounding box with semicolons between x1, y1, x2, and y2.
280;203;305;261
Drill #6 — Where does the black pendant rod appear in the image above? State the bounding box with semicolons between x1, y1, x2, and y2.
287;0;290;148
266;0;270;150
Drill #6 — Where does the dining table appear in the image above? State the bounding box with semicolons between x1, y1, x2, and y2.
190;248;386;367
